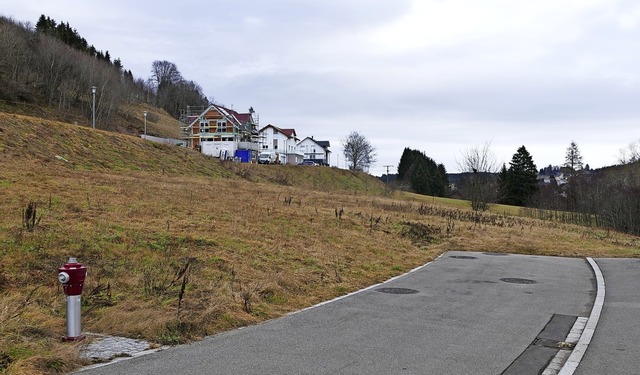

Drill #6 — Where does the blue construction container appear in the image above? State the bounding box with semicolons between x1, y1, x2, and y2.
235;149;251;163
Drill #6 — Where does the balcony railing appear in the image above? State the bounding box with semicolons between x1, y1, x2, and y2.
238;142;260;151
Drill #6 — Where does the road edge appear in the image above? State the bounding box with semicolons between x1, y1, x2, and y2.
73;253;447;373
288;252;446;317
557;257;605;375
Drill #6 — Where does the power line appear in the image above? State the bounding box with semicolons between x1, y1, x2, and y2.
383;165;393;183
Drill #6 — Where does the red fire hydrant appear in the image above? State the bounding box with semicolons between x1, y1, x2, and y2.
58;257;87;341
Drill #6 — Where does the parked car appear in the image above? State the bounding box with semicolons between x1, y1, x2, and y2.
299;160;318;166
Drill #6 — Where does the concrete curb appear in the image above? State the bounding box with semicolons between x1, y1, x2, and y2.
557;257;605;375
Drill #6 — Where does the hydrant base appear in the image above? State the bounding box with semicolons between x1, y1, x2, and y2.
62;335;86;342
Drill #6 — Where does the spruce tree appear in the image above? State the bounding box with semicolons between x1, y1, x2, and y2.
565;141;584;172
503;146;538;206
497;163;509;203
397;147;414;181
410;157;429;195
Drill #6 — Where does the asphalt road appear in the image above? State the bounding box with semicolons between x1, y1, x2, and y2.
576;258;640;375
77;251;594;375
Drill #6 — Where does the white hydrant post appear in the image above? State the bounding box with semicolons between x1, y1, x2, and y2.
58;257;87;341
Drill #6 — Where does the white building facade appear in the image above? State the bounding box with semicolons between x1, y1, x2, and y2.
297;137;331;166
258;124;304;165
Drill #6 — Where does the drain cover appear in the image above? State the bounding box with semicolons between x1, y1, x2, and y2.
500;278;537;284
449;255;477;259
483;252;509;256
376;288;419;294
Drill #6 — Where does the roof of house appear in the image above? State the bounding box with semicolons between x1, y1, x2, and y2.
235;112;253;124
299;137;331;151
185;104;255;129
259;124;298;138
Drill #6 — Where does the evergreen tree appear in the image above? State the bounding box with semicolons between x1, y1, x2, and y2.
436;163;448;197
396;147;448;196
35;15;49;33
35;15;57;34
501;146;538;206
113;58;123;72
497;163;509;202
565;141;584;171
410;157;429;195
35;15;119;67
397;147;415;181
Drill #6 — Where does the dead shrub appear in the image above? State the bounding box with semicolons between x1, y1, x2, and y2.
22;201;41;232
273;172;292;185
232;164;256;181
400;221;442;245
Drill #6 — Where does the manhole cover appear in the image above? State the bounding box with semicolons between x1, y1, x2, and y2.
483;252;509;256
449;255;477;259
376;288;419;294
500;278;537;284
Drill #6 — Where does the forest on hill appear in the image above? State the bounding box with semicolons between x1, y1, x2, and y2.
0;15;207;130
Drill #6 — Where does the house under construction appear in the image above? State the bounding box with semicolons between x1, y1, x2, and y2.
180;104;261;161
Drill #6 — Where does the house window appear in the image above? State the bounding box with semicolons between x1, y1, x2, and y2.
273;139;278;149
262;145;268;149
199;120;209;133
217;121;226;133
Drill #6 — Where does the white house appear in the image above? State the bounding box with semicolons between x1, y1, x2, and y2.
258;124;304;165
297;137;331;166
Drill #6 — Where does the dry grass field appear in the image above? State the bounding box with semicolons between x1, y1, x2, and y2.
1;112;639;374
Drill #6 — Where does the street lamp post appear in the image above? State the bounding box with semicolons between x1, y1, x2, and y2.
143;111;148;138
91;86;97;129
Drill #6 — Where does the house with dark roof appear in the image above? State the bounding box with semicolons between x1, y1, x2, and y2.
258;124;304;165
180;104;259;161
297;137;331;166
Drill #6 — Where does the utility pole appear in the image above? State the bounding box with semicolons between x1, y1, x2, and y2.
91;86;96;129
143;111;147;138
383;165;393;183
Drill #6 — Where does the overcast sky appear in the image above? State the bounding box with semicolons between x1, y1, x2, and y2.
5;0;640;175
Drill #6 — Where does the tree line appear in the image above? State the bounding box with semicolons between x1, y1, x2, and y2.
455;140;640;236
0;15;207;130
35;15;125;71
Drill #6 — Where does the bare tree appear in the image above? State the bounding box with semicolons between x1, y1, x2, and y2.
0;15;152;129
618;139;640;165
342;131;376;171
456;141;498;211
151;60;182;90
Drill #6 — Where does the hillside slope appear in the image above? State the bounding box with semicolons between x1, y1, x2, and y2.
0;112;386;193
1;112;637;374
